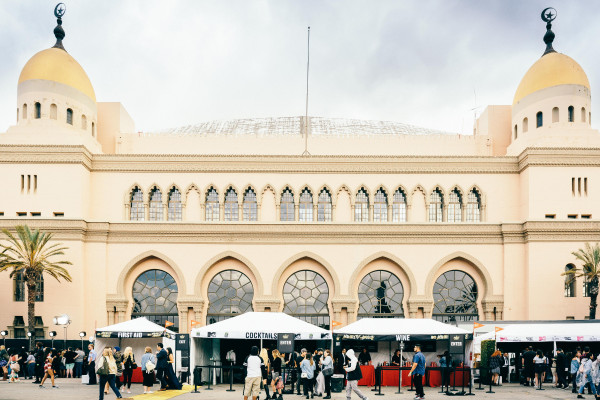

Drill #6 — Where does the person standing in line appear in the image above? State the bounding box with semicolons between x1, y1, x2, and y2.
296;349;307;395
440;351;452;391
320;349;334;399
344;349;368;400
96;348;123;400
243;346;264;400
500;353;509;384
532;349;547;387
577;352;599;399
489;350;502;386
555;348;568;389
87;344;97;385
64;347;76;379
122;347;135;394
260;348;271;400
26;351;36;380
522;346;536;387
155;343;169;391
33;342;44;384
18;347;27;379
270;349;285;399
141;346;156;394
408;344;426;400
572;350;582;394
74;347;85;378
301;352;316;399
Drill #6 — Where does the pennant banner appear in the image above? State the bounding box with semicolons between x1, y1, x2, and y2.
473;322;485;330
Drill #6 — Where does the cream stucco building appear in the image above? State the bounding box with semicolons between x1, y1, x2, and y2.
1;10;599;340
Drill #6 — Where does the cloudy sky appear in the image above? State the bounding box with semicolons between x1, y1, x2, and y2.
0;0;598;134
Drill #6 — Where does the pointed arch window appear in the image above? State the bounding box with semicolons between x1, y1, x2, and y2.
283;270;330;328
358;270;404;318
317;189;332;222
429;189;443;222
299;188;313;222
242;187;258;221
373;188;388;222
433;270;478;322
447;188;462;223
205;187;220;221
167;187;182;221
392;188;407;222
149;187;163;221
34;102;41;119
355;188;369;222
280;188;295;221
568;106;574;122
14;271;44;302
207;270;254;324
466;189;481;222
224;187;239;221
67;108;73;125
132;269;178;331
130;186;145;221
564;264;576;297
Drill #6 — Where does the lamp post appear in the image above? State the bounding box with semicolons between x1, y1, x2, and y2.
27;331;33;350
0;330;7;347
53;314;71;349
79;331;86;351
49;331;57;348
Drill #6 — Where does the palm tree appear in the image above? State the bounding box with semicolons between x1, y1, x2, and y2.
563;242;600;319
0;225;72;335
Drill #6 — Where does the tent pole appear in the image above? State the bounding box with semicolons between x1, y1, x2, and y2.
261;338;263;350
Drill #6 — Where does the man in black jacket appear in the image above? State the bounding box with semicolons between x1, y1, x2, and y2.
156;343;169;391
555;349;568;389
33;342;44;384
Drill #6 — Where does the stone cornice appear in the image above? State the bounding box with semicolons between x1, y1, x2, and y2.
0;144;93;170
517;147;600;171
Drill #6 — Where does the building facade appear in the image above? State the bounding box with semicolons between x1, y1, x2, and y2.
1;10;599;339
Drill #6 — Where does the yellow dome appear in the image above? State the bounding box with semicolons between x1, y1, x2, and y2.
513;52;589;105
18;48;96;102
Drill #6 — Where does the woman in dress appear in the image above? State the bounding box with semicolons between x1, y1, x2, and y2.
39;348;58;388
165;347;182;390
141;346;156;394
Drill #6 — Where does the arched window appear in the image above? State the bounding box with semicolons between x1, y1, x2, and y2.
564;264;576;297
167;187;182;221
283;270;330;328
358;270;404;318
81;115;87;129
373;188;388;222
50;104;57;120
568;106;574;122
355;188;369;222
91;122;95;136
22;104;27;120
433;270;478;322
523;117;528;133
34;102;41;119
299;188;313;222
466;189;481;222
552;107;559;123
14;271;44;302
206;270;254;324
66;108;73;125
130;186;144;221
392;188;407;222
536;111;543;128
149;187;163;221
224;187;239;221
447;188;462;223
242;187;258;221
582;107;587;123
429;189;443;222
280;187;295;221
205;187;220;221
514;125;518;140
317;188;332;222
132;269;178;331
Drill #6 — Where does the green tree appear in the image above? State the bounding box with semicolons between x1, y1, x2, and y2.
563;242;600;319
0;226;72;335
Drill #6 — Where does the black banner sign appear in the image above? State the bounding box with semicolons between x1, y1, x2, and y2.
176;334;190;351
277;333;295;353
95;331;176;339
337;333;471;343
449;334;465;354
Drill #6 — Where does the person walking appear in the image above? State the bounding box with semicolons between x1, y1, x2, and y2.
270;349;285;399
39;348;58;389
155;343;169;391
165;347;182;390
344;349;368;400
33;342;45;384
0;345;9;381
121;347;135;394
408;344;426;400
500;353;509;384
577;352;599;399
87;344;97;385
112;347;124;390
141;346;156;394
489;350;502;385
320;349;334;399
243;346;264;400
572;351;582;393
301;352;316;399
26;351;36;380
96;348;123;400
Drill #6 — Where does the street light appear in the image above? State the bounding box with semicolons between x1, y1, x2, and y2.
0;330;7;347
49;331;57;348
53;314;71;349
79;331;86;350
27;331;33;350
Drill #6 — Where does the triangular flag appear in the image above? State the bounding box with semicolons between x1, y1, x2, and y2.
495;326;504;332
331;321;342;328
473;322;484;330
190;320;202;327
165;321;174;328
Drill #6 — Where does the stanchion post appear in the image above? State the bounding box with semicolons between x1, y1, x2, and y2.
205;365;212;390
486;368;495;394
409;373;415;391
439;367;445;393
466;367;475;396
451;366;458;392
476;367;484;390
461;367;465;394
395;367;402;394
375;367;384;396
226;365;235;392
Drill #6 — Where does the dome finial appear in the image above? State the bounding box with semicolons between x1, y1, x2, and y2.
541;7;557;56
52;3;67;51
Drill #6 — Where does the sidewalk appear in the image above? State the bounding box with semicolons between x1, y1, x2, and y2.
0;379;580;399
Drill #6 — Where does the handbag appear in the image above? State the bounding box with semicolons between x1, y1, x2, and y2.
301;372;308;379
322;367;333;377
97;357;110;376
146;360;156;372
10;362;20;372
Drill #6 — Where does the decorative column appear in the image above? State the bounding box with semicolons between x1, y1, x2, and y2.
253;297;282;312
407;297;434;319
331;297;358;326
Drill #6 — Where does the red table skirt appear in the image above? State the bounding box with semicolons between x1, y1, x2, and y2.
378;368;470;388
357;365;375;386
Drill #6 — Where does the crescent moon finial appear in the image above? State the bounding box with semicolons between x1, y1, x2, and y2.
541;7;556;23
54;3;66;19
52;3;67;51
541;7;557;56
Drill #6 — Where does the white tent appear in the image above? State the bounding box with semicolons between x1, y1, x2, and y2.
191;312;331;340
335;318;471;339
95;318;176;374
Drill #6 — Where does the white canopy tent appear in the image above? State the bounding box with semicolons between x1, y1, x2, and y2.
95;317;176;373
